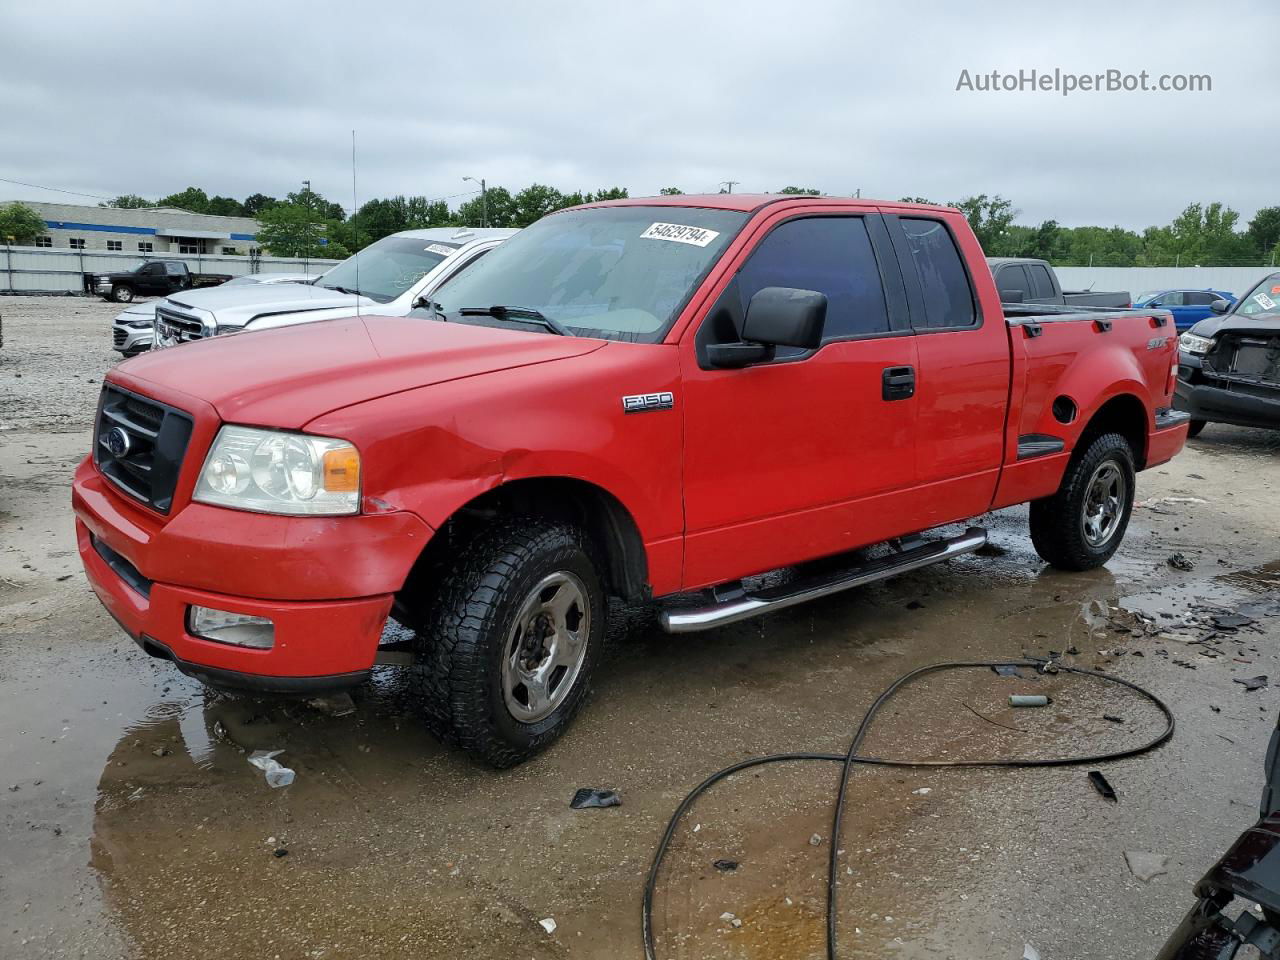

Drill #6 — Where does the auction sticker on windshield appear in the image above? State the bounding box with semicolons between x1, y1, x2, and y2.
425;243;456;257
640;222;721;247
1254;292;1277;310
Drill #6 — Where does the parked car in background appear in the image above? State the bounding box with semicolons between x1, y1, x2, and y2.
110;273;316;357
84;260;233;303
75;195;1187;768
1175;272;1280;436
151;228;516;348
988;257;1131;308
1133;288;1236;331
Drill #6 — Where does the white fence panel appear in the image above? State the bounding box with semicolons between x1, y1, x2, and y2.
1054;266;1277;300
1;245;343;294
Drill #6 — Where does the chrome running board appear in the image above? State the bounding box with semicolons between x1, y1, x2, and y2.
660;527;988;633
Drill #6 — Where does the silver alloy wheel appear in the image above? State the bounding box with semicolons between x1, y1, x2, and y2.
501;571;591;723
115;286;134;303
1081;461;1126;547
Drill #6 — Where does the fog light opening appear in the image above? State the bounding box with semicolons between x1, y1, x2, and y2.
188;605;275;649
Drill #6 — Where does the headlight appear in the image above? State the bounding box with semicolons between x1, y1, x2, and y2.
193;426;361;515
126;319;152;329
1179;333;1213;355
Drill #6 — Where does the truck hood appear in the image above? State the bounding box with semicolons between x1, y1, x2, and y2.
1189;313;1280;338
116;314;606;429
166;282;377;326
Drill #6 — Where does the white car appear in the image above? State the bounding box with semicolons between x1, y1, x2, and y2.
111;273;315;356
152;228;517;348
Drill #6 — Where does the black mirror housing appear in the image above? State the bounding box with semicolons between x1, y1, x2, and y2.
1210;298;1231;314
742;286;827;349
1000;288;1026;304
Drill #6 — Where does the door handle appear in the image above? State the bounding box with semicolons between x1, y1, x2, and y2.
882;365;916;401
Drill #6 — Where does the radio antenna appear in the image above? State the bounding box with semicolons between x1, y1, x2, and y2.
351;129;360;319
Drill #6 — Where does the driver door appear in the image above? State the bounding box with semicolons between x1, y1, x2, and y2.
679;210;919;589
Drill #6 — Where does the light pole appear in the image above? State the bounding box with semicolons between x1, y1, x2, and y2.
463;176;487;227
720;180;739;194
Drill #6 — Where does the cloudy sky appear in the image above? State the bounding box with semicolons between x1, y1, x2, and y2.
2;0;1274;229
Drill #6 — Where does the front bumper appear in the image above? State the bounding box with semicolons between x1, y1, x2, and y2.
1175;352;1280;430
112;322;153;355
73;457;432;687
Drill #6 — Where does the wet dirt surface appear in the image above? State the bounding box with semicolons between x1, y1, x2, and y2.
2;296;1280;959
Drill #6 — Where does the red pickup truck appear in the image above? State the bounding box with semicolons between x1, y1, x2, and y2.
73;195;1189;766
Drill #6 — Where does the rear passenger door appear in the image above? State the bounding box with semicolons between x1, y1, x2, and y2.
885;215;1012;526
680;211;921;588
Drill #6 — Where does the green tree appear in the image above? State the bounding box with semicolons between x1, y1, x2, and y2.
101;194;152;209
255;203;331;257
205;195;246;217
778;186;822;195
898;196;935;204
591;187;629;201
0;202;47;245
287;188;346;222
1246;206;1280;256
511;184;566;226
403;196;453;228
659;187;684;195
158;186;210;213
952;194;1018;255
354;197;409;243
242;193;278;217
456;186;515;227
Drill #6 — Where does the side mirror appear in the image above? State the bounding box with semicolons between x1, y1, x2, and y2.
1000;288;1025;304
1210;298;1231;314
706;287;828;368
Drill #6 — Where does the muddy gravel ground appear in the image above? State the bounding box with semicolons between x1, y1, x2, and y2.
2;295;1280;960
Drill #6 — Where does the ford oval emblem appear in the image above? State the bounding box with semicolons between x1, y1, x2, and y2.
105;426;132;458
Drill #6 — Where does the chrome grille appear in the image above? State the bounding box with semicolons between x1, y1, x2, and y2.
94;384;193;513
155;307;205;349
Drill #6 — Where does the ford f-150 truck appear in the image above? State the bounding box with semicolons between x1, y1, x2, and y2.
73;195;1189;767
151;228;516;348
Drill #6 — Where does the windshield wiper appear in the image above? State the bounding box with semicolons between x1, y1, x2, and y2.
459;305;569;336
323;284;361;296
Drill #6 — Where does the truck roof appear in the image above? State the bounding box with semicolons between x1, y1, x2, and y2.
394;227;519;242
573;193;958;216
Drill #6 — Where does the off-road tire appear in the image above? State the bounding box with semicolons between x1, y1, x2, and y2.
1029;432;1136;571
1187;418;1207;438
410;519;605;768
111;285;135;303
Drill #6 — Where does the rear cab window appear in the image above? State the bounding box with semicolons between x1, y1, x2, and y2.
894;217;979;329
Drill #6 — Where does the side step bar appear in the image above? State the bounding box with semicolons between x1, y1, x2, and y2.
660;527;988;634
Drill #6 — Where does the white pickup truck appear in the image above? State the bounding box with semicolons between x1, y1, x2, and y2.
151;227;517;348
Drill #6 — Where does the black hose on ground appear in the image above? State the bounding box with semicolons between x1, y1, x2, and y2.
642;659;1176;960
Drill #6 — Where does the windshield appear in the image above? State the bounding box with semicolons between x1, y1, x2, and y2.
430;205;748;342
318;235;460;303
1235;275;1280;318
1135;291;1163;304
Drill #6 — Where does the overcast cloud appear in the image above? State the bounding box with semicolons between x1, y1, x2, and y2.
2;0;1275;229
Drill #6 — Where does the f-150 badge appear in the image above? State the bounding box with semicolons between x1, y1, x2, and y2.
622;392;674;413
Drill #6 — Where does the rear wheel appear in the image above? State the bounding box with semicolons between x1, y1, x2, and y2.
1029;432;1136;571
111;285;135;303
410;519;605;768
1187;419;1207;438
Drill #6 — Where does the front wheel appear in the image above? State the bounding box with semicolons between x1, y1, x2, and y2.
410;519;605;768
111;285;135;303
1187;419;1207;438
1029;432;1136;571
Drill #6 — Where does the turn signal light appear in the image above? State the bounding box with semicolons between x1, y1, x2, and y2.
323;446;361;493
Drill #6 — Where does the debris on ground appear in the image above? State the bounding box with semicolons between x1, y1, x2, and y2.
991;664;1023;677
1124;851;1170;883
1215;613;1257;630
151;746;170;757
570;788;621;809
1103;714;1125;724
538;917;557;935
1166;553;1196;571
1023;945;1042;960
1088;771;1118;801
912;787;932;795
809;833;823;846
1235;676;1269;692
712;859;739;872
1010;695;1051;708
247;750;296;788
307;692;356;717
273;847;288;858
